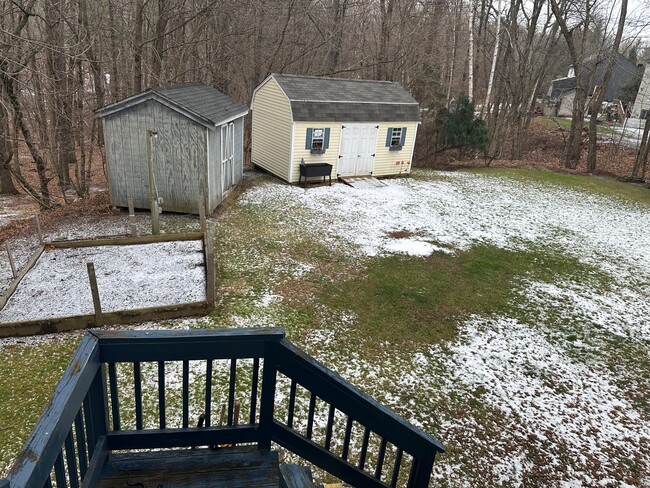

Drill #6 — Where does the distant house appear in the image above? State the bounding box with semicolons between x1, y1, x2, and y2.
629;63;650;128
544;52;637;117
96;83;248;214
251;74;420;183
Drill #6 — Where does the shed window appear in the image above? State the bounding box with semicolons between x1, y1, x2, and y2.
386;127;407;150
312;128;325;150
305;128;330;154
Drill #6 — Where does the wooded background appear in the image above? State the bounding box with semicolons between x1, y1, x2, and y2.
1;0;648;208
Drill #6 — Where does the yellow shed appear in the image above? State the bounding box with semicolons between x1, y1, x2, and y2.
251;74;420;184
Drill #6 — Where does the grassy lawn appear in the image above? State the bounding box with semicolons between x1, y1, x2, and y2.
1;168;649;485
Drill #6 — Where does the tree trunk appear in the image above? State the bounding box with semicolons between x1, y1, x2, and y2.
468;0;474;101
326;0;348;73
565;87;587;168
483;0;502;117
45;0;75;194
586;0;627;173
377;0;394;80
152;0;169;83
5;75;50;208
133;0;144;93
0;87;18;195
632;113;650;178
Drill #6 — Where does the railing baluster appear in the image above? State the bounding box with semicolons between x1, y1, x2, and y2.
182;360;190;429
205;359;213;427
134;362;143;430
53;451;66;488
358;426;371;470
287;379;297;429
306;393;316;440
158;361;166;429
259;345;280;450
407;459;419;488
83;366;108;458
107;363;120;431
391;448;403;487
375;437;388;480
342;415;353;461
228;358;237;426
64;430;79;488
324;404;335;450
73;411;87;479
249;357;259;424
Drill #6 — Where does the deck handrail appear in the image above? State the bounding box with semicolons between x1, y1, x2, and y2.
1;328;444;488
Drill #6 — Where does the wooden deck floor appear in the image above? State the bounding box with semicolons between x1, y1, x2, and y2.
97;446;279;488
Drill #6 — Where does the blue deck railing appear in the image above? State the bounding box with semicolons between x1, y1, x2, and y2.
1;328;444;488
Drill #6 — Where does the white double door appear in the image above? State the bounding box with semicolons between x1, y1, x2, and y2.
338;124;378;177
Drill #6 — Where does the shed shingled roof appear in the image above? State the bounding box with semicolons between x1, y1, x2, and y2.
96;83;248;126
271;74;420;122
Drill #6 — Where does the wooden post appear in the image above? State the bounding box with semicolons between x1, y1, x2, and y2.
152;199;160;235
127;197;137;236
198;194;207;237
205;237;215;306
86;262;103;325
4;242;17;279
147;130;160;235
34;215;44;245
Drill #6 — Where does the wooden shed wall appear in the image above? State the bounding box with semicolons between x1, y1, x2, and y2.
103;100;207;213
251;78;292;181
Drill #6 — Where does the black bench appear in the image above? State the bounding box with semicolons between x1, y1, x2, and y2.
298;161;333;188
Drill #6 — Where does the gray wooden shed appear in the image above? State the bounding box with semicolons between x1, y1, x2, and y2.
96;83;248;214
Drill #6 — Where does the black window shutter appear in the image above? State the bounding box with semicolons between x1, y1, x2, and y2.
305;128;313;150
400;127;407;147
385;127;393;147
324;128;330;149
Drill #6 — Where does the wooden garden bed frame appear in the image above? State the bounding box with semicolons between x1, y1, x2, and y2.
0;232;215;339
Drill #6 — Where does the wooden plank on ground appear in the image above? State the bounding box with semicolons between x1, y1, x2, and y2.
0;245;44;311
49;232;204;248
0;301;210;339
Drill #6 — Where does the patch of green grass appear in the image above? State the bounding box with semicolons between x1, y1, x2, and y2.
466;167;650;205
324;244;609;346
0;337;80;473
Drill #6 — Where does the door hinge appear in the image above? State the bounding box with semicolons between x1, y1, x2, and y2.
339;155;343;158
375;125;379;129
371;154;375;157
342;125;346;129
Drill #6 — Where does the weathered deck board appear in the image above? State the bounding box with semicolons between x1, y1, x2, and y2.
97;446;279;488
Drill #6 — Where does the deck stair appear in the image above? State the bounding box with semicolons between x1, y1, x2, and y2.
0;328;444;488
280;464;322;487
98;446;278;487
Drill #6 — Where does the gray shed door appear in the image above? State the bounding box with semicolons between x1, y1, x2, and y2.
221;122;235;195
338;124;377;176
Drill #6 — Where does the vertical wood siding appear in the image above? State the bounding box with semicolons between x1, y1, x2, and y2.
251;78;293;181
103;100;207;213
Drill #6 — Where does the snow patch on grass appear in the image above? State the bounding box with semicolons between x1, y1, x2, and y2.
449;317;648;466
